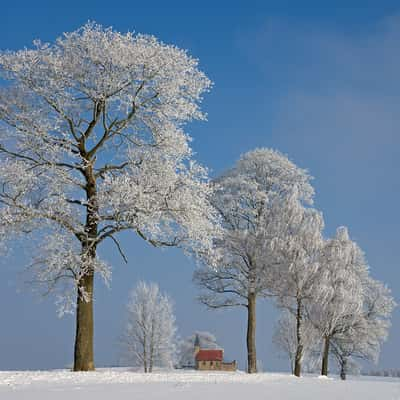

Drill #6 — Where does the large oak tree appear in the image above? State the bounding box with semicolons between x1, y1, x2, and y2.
0;23;218;371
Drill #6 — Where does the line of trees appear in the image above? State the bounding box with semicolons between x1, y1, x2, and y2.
364;369;400;378
194;149;395;376
0;23;394;376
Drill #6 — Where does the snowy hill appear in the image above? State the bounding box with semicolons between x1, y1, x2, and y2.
1;369;399;400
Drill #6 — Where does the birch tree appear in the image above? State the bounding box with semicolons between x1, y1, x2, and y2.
194;148;314;373
330;277;395;380
273;310;319;374
0;23;218;370
310;227;369;376
269;191;324;377
273;311;298;374
121;281;177;372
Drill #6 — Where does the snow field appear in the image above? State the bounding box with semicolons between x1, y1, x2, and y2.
1;369;399;400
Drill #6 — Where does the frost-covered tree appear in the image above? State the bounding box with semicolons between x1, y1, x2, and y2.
269;192;324;377
177;331;219;368
194;148;314;373
330;277;395;380
310;227;369;376
273;310;319;375
0;23;218;370
120;281;177;372
273;311;298;374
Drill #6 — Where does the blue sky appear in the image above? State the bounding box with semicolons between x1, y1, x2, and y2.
1;0;399;372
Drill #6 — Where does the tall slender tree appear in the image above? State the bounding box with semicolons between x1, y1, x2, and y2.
310;227;368;376
272;311;298;374
194;148;314;373
0;23;218;371
273;310;320;375
271;192;324;377
330;277;395;380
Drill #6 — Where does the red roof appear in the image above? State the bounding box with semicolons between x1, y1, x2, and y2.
195;349;223;362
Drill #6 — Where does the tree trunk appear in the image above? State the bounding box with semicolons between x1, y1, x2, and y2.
321;336;330;376
143;338;148;373
246;292;257;373
73;272;95;371
290;357;294;375
144;356;148;373
143;333;147;373
149;326;154;373
294;298;303;377
73;162;98;371
340;357;347;380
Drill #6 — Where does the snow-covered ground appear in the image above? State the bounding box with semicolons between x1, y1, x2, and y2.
0;368;399;400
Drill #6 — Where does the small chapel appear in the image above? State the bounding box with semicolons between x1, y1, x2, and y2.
193;334;237;371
